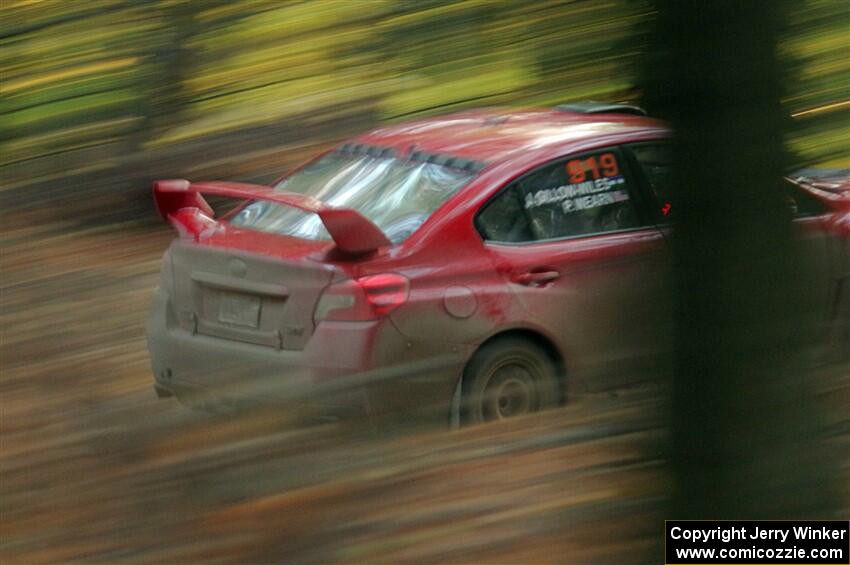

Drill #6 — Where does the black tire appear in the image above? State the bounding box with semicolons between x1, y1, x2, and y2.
461;337;560;425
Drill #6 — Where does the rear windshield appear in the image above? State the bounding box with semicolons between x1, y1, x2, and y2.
229;151;477;244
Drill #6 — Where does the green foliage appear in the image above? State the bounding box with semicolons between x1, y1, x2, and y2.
1;0;846;189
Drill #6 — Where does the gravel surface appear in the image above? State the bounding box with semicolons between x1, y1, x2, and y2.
2;221;846;564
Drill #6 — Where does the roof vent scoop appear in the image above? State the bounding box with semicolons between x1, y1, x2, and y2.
555;101;647;116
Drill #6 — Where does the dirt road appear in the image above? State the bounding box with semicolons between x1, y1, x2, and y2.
2;221;846;563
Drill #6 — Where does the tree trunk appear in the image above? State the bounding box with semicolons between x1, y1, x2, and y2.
641;0;837;518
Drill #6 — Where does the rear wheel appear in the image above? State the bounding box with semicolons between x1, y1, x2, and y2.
461;337;560;425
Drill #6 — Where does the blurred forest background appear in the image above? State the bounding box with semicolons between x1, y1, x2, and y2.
2;1;849;563
2;0;848;225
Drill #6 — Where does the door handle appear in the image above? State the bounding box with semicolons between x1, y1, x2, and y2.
512;270;560;287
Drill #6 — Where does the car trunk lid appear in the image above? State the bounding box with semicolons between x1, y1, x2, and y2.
170;238;337;350
153;178;388;350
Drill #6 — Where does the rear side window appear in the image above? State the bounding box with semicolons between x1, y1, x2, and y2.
477;148;643;242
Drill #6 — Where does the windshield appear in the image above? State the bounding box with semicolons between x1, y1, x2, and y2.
230;150;477;244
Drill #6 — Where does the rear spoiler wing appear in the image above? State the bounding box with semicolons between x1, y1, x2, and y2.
153;179;391;255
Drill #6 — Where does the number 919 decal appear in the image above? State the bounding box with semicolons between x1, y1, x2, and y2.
566;152;620;183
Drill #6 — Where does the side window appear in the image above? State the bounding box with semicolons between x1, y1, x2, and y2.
628;143;674;220
786;182;827;217
478;148;644;242
628;144;829;220
520;149;644;239
476;185;534;242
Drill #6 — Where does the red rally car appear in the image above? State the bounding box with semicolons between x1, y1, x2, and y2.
146;103;850;425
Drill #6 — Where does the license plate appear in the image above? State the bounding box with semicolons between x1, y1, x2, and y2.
218;293;261;328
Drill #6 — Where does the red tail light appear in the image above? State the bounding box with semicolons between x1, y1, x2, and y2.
358;274;410;315
315;274;409;322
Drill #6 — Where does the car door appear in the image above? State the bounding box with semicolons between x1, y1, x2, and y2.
626;142;839;352
621;142;677;366
784;182;838;340
476;146;669;391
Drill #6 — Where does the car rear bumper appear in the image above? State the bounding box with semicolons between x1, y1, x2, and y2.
146;288;470;423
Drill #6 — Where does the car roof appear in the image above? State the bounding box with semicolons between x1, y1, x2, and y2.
353;107;668;165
